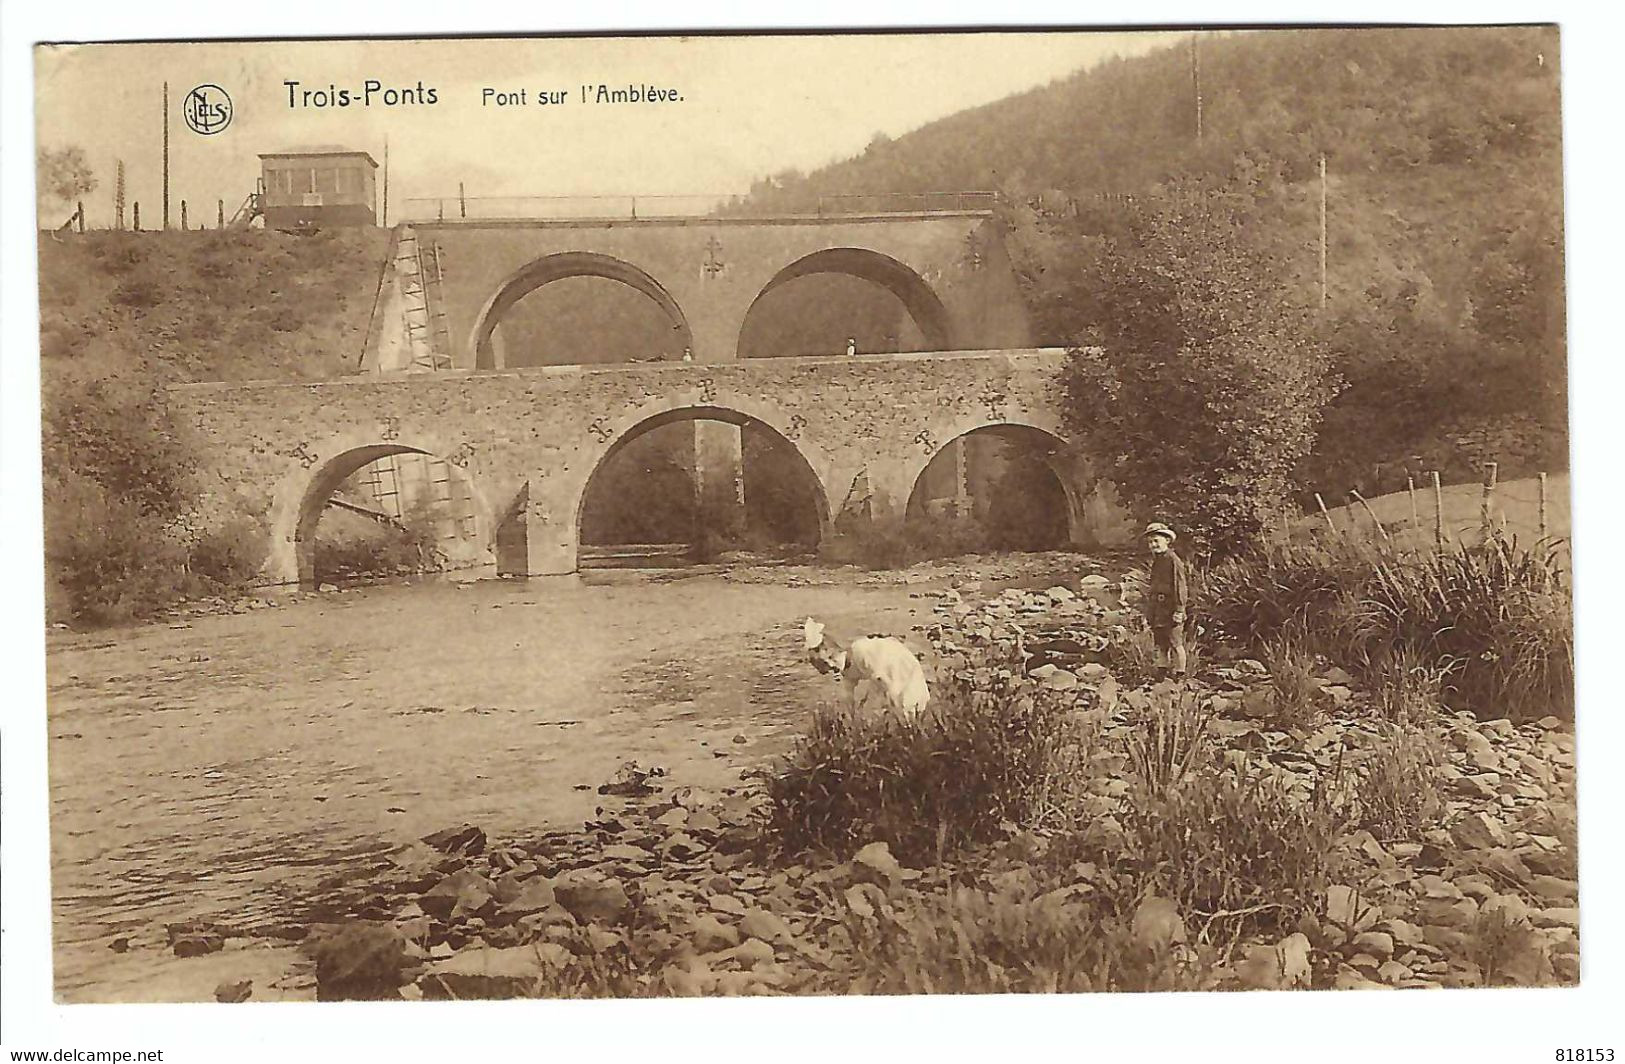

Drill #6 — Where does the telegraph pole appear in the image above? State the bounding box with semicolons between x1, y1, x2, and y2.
1191;34;1203;140
381;136;390;227
1319;154;1328;309
162;82;171;229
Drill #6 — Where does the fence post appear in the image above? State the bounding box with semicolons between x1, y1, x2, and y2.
458;181;466;219
1432;471;1444;552
75;201;84;233
1539;471;1549;541
1407;475;1420;534
133;202;140;231
181;200;188;230
1350;489;1392;543
1314;492;1338;537
1481;461;1499;543
218;199;225;228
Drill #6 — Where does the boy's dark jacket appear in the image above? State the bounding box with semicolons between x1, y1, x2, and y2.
1145;550;1190;629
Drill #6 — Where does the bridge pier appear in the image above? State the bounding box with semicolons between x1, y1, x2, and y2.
495;481;578;577
693;421;746;544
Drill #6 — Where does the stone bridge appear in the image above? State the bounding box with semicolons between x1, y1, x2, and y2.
172;349;1126;587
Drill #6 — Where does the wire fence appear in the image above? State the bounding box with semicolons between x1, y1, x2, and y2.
44;187;1007;230
395;189;1002;223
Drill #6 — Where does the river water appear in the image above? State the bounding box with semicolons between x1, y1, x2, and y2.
44;568;1010;1001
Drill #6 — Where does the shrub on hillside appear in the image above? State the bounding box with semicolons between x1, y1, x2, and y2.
110;278;163;309
762;673;1089;864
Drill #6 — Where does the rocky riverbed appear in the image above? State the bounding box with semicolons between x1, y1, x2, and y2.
64;562;1577;1000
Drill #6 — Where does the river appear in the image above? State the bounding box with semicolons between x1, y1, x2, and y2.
43;564;1076;1001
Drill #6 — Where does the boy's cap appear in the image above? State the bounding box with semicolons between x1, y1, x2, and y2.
1143;522;1177;542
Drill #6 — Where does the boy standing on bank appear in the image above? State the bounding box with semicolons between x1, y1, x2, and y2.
1142;522;1189;679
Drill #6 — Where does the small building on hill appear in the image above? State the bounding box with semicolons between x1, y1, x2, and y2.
258;146;378;229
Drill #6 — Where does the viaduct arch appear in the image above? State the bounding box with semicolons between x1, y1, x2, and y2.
469;251;692;370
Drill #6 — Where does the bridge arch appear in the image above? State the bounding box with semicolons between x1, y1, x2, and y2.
469;252;692;369
900;417;1087;549
565;394;835;557
737;247;954;358
268;435;497;589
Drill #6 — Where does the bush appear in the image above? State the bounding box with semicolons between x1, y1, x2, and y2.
110;278;163;309
186;514;267;593
43;468;192;626
313;501;446;583
1343;537;1572;720
817;524;913;569
983;454;1070;551
762;674;1089;864
1053;184;1335;558
1200;537;1368;649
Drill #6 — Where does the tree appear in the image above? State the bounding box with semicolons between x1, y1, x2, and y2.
37;145;97;225
1048;181;1335;557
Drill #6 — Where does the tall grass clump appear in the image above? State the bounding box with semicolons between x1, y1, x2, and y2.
1122;761;1349;940
833;885;1212;994
1199;535;1572;721
762;677;1089;864
1354;720;1446;843
1261;628;1325;729
1342;536;1572;720
1199;537;1370;648
1124;688;1216;799
1368;646;1453;723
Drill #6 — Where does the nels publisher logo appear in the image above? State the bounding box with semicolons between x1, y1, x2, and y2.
183;84;232;135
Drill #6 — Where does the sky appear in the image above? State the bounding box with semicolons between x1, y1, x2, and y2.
33;31;1177;228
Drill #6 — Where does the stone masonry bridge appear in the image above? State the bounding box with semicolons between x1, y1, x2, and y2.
171;349;1125;587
